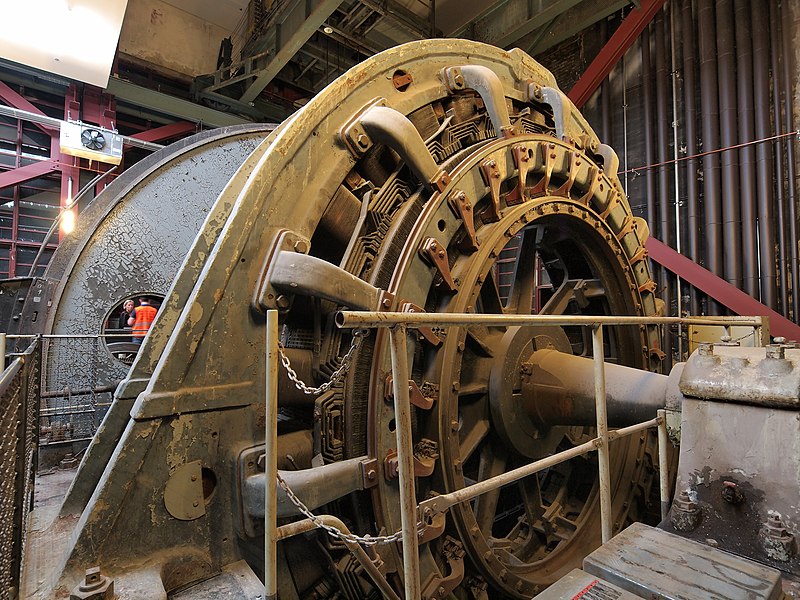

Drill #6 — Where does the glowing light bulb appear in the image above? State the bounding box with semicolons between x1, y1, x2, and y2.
61;208;76;235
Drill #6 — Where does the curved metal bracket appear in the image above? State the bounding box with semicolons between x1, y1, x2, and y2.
444;65;515;138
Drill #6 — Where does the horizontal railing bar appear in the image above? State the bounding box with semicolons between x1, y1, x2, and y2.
337;311;763;329
418;416;665;518
607;416;661;442
419;437;600;517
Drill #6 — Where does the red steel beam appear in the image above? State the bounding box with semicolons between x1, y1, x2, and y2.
130;121;196;144
0;160;59;189
0;81;59;137
568;0;667;108
646;237;800;340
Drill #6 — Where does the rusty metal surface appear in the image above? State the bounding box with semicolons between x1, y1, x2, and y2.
584;522;783;600
680;344;800;408
667;396;800;578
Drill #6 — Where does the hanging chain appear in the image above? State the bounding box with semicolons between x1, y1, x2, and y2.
277;473;422;545
277;328;370;395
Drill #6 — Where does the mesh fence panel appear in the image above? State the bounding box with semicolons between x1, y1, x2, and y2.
40;336;106;443
0;339;40;600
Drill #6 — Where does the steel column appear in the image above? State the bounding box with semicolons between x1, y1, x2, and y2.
568;0;667;108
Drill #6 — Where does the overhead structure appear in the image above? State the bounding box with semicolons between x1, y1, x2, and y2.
25;40;668;599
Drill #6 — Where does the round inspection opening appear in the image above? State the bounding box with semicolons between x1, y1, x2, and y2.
101;293;165;366
201;467;217;503
388;418;396;432
437;219;447;232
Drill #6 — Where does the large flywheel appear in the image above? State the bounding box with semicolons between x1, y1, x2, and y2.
34;40;666;600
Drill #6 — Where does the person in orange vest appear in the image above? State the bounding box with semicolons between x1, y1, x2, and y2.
128;297;157;345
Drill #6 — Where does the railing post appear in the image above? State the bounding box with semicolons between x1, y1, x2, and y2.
265;310;279;600
389;325;421;600
591;325;612;543
0;332;6;372
657;408;670;521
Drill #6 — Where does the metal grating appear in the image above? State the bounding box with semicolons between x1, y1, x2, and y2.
0;339;40;600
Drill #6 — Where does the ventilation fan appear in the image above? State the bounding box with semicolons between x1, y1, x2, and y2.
60;121;122;164
80;128;106;150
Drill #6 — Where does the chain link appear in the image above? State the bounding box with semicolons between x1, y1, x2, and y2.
278;329;369;395
277;472;422;545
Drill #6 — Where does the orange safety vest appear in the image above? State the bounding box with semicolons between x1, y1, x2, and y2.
132;305;157;338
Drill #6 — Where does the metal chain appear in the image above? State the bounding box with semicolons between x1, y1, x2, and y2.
277;472;422;545
277;328;370;395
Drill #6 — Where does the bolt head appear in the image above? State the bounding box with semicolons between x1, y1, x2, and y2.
293;239;309;254
698;342;714;357
766;344;785;359
276;295;291;309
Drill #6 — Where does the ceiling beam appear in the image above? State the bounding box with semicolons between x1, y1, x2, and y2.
239;0;345;104
0;81;59;137
525;0;631;55
105;78;251;128
568;0;667;107
129;121;197;144
0;160;59;189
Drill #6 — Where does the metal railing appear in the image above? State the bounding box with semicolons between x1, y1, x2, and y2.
5;333;131;447
0;337;40;600
262;311;765;599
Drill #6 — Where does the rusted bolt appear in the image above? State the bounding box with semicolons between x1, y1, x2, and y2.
366;469;376;481
192;500;199;507
71;566;114;600
293;239;309;254
450;420;459;432
520;363;533;376
671;489;701;532
697;342;714;357
453;73;465;88
256;453;266;471
760;513;796;562
452;381;460;392
275;295;291;310
356;133;370;149
766;344;785;360
190;474;197;482
721;481;745;505
457;341;465;353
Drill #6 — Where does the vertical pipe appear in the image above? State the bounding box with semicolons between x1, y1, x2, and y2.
600;18;612;144
781;0;799;320
752;0;778;310
769;0;789;315
622;53;630;195
0;333;6;372
698;0;724;313
642;27;658;236
735;0;759;299
669;4;683;357
389;325;421;600
655;12;673;365
592;325;612;544
265;310;279;600
717;0;742;290
681;0;701;315
657;409;670;521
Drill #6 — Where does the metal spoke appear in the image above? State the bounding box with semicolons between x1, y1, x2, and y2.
459;418;490;463
474;441;508;536
506;230;538;315
479;268;505;315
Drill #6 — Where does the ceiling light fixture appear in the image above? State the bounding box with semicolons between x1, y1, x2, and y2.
0;0;128;87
